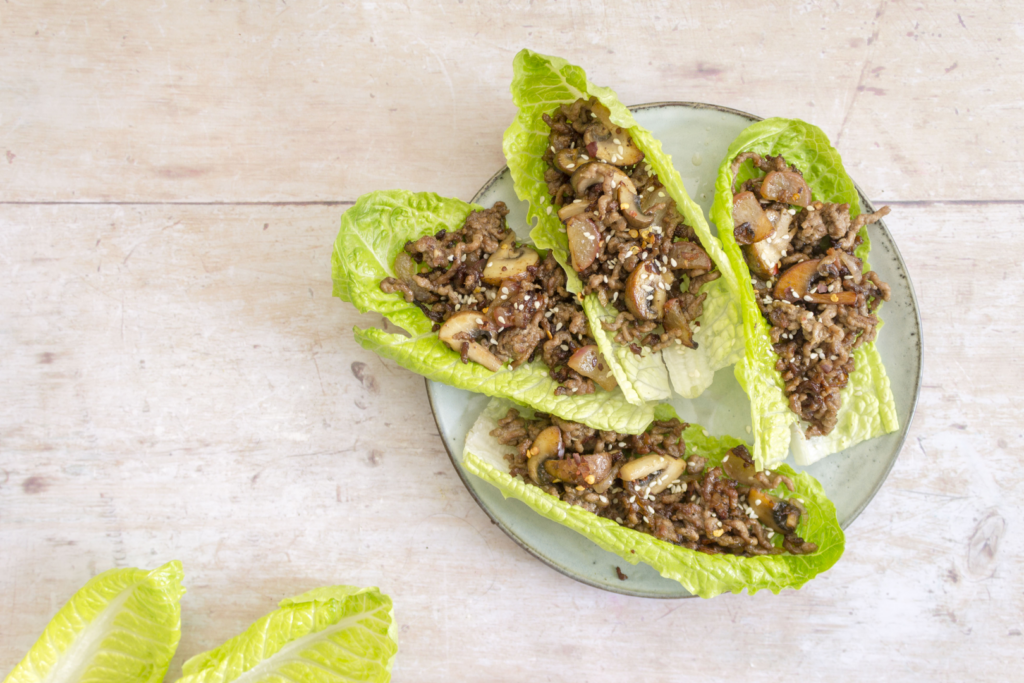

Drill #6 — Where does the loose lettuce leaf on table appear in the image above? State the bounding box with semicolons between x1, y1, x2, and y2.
331;189;656;434
463;398;844;598
176;586;397;683
503;49;743;402
710;118;898;468
3;561;184;683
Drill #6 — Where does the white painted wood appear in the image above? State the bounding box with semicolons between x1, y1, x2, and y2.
1;2;1021;680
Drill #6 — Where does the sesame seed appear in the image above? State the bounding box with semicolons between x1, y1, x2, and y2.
658;191;665;198
723;455;730;463
617;145;624;155
618;442;626;447
546;206;552;215
745;425;751;434
613;138;621;145
629;495;636;503
560;344;569;351
555;322;563;331
612;292;618;302
476;318;483;325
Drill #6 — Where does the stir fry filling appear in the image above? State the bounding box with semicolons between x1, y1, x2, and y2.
730;153;892;437
380;202;616;395
492;408;818;556
542;97;718;354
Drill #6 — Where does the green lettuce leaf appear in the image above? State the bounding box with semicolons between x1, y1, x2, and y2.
3;561;184;683
177;586;397;683
503;49;744;401
463;399;844;598
331;189;656;434
709;118;898;468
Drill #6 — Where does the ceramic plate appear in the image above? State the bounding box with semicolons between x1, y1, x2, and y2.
426;103;923;598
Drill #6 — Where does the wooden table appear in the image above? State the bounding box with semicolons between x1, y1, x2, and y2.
2;3;1020;680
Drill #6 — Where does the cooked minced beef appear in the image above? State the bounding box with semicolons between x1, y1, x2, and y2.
492;408;818;556
731;153;891;437
542;98;720;354
380;202;603;395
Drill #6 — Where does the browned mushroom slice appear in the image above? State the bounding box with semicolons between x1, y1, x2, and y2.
617;185;654;229
565;214;602;272
553;148;588;174
743;208;795;278
662;298;697;349
392;252;433;302
545;452;613;487
639;184;671;228
618;454;685;495
583;123;645;167
625;260;670;320
570;161;636;197
667;241;712;272
438;312;503;372
482;235;539;285
748;488;802;534
567;345;618;392
556;199;590;222
732;191;775;245
527;425;564;486
760;171;812;207
721;445;760;487
774;259;858;305
591;461;621;494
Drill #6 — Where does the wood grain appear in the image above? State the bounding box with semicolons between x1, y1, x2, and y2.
1;2;1019;204
1;2;1022;681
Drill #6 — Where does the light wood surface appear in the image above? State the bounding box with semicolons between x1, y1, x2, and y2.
2;2;1021;681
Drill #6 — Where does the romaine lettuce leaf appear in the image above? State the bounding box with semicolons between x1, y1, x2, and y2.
177;586;397;683
3;561;184;683
463;399;844;598
503;49;744;402
331;189;656;434
709;118;898;468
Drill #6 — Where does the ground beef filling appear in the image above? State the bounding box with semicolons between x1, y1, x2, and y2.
380;202;598;395
733;153;892;437
492;408;818;556
542;97;719;354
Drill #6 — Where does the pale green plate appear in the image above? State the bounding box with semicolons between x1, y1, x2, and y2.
427;103;922;598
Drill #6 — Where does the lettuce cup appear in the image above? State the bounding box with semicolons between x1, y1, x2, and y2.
711;118;899;468
504;50;744;406
332;189;658;433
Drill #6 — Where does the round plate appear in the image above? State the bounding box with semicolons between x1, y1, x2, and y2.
427;103;923;598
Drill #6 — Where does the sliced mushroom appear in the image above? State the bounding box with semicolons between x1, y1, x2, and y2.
774;258;857;305
591;461;621;494
625;260;670;320
556;199;590;222
392;252;433;302
570;162;636;197
527;425;564;486
553;148;588;174
748;488;802;534
639;184;671;228
618;184;655;228
662;298;696;349
482;235;539;285
437;311;503;372
583;123;645;167
732;191;775;244
545;453;613;487
565;214;602;272
743;208;795;278
567;345;618;391
760;170;812;207
720;445;760;487
667;241;712;272
619;454;685;495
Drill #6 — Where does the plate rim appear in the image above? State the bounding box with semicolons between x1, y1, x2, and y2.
427;101;924;598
